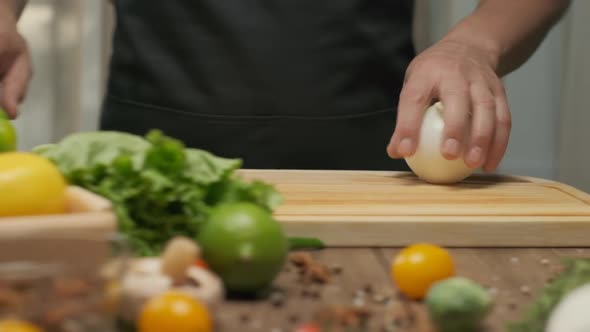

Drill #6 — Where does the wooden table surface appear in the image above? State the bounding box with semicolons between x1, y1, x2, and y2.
216;247;589;332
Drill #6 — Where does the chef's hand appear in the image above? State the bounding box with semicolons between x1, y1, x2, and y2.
0;3;32;119
386;39;511;173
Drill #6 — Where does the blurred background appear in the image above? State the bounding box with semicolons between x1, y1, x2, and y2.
12;0;590;192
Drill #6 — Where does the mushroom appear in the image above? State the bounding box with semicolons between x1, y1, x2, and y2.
117;237;224;322
160;236;201;284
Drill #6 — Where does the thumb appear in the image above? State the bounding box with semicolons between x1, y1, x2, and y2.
387;76;435;159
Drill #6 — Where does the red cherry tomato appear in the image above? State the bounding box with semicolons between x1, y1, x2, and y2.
194;259;208;269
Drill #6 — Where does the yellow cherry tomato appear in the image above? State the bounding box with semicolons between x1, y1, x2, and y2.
138;291;212;332
0;152;67;217
0;319;44;332
391;243;455;300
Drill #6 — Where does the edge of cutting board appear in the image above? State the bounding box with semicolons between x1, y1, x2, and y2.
239;169;590;247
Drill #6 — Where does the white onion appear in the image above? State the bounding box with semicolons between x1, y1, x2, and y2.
404;101;475;184
546;283;590;332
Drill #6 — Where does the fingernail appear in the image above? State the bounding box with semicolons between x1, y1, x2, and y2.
467;147;483;165
443;138;460;158
398;138;414;156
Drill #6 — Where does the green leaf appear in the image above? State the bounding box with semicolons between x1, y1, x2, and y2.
32;129;283;256
33;131;150;174
206;177;283;211
184;148;242;185
144;129;187;174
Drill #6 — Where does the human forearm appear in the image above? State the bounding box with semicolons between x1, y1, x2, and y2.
0;0;27;20
442;0;571;77
0;0;31;119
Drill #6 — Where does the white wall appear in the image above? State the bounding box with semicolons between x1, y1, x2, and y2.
501;25;563;180
13;0;104;150
557;1;590;192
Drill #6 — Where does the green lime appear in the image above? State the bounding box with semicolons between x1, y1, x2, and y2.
0;111;16;152
197;202;288;294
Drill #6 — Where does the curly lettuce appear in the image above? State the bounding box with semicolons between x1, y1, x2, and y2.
34;130;282;256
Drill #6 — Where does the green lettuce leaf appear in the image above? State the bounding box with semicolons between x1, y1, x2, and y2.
32;131;150;173
34;129;282;256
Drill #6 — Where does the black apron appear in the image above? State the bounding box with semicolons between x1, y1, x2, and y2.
100;0;416;171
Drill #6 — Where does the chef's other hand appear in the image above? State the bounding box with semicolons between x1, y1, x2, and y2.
0;3;32;119
387;39;511;173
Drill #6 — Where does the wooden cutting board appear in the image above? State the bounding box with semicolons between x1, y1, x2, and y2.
239;170;590;247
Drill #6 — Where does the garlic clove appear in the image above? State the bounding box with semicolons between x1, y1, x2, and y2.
119;258;172;322
175;266;225;307
160;236;201;284
118;257;225;323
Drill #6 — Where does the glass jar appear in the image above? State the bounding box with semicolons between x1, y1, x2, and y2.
0;233;132;332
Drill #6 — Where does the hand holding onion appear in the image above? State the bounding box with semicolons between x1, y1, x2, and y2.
404;102;475;184
387;39;512;181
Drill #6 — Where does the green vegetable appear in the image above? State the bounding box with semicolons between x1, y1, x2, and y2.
0;109;16;152
197;202;289;294
425;276;492;332
33;129;282;256
288;237;325;250
508;258;590;332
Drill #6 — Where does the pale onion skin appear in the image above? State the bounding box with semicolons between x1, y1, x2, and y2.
405;102;475;184
546;283;590;332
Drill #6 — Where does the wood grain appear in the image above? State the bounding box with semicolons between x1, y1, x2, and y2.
0;186;117;239
239;170;590;247
216;248;396;331
379;248;590;332
0;186;118;271
215;248;590;332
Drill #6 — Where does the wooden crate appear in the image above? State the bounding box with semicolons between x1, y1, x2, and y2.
0;186;118;270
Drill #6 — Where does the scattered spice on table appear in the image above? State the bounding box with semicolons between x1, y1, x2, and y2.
270;291;286;307
353;297;365;308
239;313;250;323
383;300;417;330
289;252;332;285
54;277;92;298
314;305;372;330
290;252;314;267
289;314;300;324
372;293;386;304
330;264;343;275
